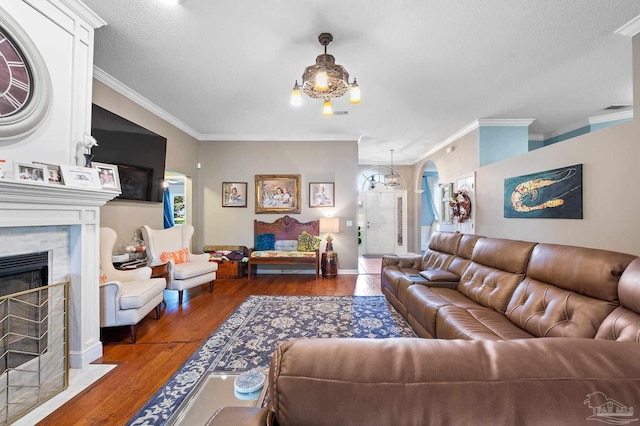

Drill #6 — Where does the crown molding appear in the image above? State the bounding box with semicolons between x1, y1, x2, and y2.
615;14;640;37
92;66;201;140
477;118;535;127
199;133;360;142
528;134;544;141
588;109;633;125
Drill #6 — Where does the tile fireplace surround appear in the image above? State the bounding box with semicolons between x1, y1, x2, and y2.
0;179;117;369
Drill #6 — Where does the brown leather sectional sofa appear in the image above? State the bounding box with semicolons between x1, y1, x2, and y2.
211;232;640;425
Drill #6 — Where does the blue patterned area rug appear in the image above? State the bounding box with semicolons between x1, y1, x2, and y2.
128;295;415;425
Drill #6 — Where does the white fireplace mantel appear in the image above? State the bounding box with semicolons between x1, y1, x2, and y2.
0;179;118;368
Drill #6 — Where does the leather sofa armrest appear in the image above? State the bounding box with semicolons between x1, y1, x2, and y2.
382;254;421;268
268;338;640;426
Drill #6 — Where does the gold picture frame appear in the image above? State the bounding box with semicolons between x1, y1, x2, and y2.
255;174;301;214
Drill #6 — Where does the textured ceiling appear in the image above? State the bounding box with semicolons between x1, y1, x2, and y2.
83;0;640;165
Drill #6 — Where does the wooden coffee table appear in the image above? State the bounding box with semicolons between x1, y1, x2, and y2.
167;371;267;425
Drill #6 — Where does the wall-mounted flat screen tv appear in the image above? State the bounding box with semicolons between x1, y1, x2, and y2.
91;104;167;202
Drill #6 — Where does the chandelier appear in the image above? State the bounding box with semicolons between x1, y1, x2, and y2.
290;33;361;116
385;149;401;187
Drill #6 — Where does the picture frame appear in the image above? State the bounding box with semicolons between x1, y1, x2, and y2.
60;165;101;189
92;161;122;192
309;182;335;207
33;162;64;185
14;161;48;184
222;182;247;207
255;174;301;214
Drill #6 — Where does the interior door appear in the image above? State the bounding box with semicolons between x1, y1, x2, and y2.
364;191;396;255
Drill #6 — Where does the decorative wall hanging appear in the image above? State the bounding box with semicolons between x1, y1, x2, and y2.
255;174;301;214
504;164;583;219
309;182;334;207
449;189;471;223
222;182;247;207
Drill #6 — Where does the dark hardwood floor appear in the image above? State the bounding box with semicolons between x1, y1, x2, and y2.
38;268;382;425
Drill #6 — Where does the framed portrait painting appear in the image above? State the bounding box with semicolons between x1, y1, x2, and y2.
255;174;301;214
309;182;334;207
92;162;122;192
222;182;247;207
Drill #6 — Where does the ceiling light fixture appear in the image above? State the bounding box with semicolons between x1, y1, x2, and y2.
385;149;401;187
291;33;361;116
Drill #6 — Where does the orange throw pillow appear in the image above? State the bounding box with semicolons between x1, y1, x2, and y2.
160;247;190;264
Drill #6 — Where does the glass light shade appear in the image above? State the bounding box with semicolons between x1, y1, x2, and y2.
315;71;329;91
322;99;333;116
349;80;361;104
290;89;302;106
290;81;302;106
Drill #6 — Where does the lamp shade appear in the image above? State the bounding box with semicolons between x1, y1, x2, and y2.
319;217;340;234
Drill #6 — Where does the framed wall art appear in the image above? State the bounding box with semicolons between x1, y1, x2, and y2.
92;162;121;192
222;182;247;207
255;174;301;214
14;161;47;184
309;182;334;207
60;165;101;188
504;164;583;219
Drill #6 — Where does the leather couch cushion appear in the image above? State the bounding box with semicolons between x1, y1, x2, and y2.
420;250;455;272
506;277;617;338
596;258;640;341
436;305;534;340
618;257;640;312
405;286;485;337
470;237;536;274
457;262;526;314
427;231;462;254
382;266;420;297
269;338;640;426
526;243;636;304
596;307;640;341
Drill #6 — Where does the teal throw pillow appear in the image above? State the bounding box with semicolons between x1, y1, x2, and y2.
255;233;275;251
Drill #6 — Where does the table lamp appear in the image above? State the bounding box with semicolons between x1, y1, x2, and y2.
319;217;340;251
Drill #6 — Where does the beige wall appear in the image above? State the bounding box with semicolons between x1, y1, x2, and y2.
196;140;360;270
93;80;201;251
413;35;640;256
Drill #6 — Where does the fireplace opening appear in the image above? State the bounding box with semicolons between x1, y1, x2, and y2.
0;252;49;372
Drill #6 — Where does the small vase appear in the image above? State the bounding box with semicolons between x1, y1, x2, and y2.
84;153;94;168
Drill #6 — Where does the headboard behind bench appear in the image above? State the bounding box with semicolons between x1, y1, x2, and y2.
254;215;319;242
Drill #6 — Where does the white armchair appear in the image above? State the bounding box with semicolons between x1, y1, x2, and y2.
142;224;218;304
99;227;166;343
